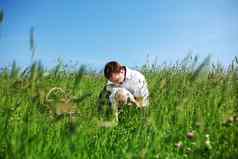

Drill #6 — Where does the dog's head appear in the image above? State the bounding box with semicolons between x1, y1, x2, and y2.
115;89;128;106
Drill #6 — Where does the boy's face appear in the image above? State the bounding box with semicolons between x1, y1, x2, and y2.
109;69;125;84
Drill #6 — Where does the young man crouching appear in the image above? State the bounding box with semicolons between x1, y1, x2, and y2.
102;61;149;122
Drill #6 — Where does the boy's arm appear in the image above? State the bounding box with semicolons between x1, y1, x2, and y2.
134;75;149;107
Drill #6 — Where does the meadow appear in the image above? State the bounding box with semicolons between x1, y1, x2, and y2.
0;56;238;159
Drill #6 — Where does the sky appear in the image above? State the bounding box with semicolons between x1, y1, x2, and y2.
0;0;237;70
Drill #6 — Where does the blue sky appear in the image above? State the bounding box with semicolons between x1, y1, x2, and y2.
0;0;237;70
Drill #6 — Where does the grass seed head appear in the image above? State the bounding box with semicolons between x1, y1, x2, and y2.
175;141;183;149
186;131;196;140
205;139;212;149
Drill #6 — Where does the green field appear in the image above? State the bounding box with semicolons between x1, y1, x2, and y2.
0;57;238;159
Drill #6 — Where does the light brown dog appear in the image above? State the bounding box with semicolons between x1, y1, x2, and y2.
113;88;143;108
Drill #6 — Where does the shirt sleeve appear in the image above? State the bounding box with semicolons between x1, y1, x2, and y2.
134;74;149;98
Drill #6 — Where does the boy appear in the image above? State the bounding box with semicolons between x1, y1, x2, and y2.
104;61;149;108
97;61;149;124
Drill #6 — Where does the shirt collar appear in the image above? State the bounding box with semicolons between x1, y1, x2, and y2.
124;66;133;81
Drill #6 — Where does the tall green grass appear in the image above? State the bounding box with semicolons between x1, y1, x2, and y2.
0;9;3;25
0;56;238;159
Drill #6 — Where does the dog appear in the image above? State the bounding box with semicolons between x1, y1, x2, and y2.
108;85;144;122
97;84;145;122
106;84;138;106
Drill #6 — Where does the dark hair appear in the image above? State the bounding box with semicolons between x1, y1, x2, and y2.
104;61;123;79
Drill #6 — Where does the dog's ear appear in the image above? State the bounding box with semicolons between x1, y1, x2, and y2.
127;97;133;106
127;96;139;107
134;97;144;108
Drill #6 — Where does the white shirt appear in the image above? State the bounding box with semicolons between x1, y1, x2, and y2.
106;67;149;106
